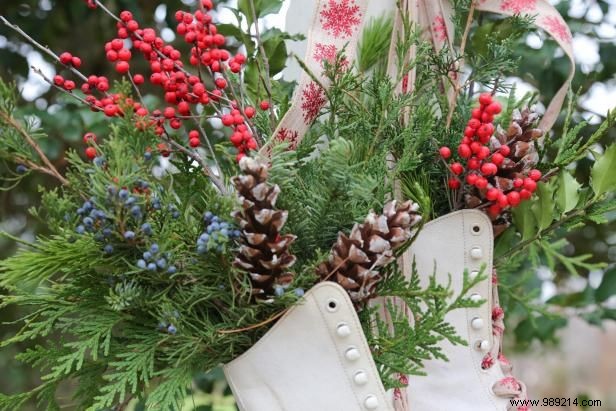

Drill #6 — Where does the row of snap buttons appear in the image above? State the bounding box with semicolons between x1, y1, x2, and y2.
469;237;490;352
335;320;379;409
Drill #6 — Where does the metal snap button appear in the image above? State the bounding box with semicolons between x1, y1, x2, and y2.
470;293;482;303
345;347;360;361
476;340;490;351
353;370;368;386
470;247;483;259
471;317;484;330
336;323;351;338
364;395;379;410
470;270;479;280
470;224;483;235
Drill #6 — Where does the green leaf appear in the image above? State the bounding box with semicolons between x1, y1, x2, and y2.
555;171;581;214
512;199;537;241
238;0;284;25
531;181;555;231
591;144;616;197
595;268;616;303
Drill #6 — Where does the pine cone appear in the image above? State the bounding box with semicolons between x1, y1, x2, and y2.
465;108;544;235
232;157;297;299
316;200;421;304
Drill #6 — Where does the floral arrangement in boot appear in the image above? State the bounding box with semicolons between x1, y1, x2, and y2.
0;0;614;410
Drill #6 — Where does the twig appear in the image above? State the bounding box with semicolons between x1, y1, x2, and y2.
0;15;89;83
161;130;228;195
0;111;69;185
248;0;276;127
218;309;287;334
445;1;477;129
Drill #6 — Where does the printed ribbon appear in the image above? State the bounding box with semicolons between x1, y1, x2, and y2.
267;0;575;152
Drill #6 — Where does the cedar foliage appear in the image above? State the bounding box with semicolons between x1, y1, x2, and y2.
0;3;614;411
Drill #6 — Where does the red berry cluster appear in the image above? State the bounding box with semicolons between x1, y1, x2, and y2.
58;1;268;162
440;93;541;217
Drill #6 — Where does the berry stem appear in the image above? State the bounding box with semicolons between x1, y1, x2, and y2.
0;15;89;84
445;0;477;129
248;0;275;129
0;109;69;186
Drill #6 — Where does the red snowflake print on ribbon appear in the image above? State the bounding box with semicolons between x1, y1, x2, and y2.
276;128;300;150
432;15;448;42
541;15;572;42
319;0;362;39
500;0;536;14
313;43;349;68
301;82;326;124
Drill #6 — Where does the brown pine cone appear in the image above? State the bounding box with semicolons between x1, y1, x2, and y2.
316;200;421;304
232;157;297;299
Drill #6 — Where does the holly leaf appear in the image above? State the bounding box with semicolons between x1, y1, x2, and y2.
595;268;616;303
591;144;616;197
555;171;581;214
531;181;555;231
512;200;537;241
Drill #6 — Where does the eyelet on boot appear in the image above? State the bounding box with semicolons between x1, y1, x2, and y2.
470;224;483;235
326;298;339;312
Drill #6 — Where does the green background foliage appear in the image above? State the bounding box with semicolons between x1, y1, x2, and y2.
0;0;615;409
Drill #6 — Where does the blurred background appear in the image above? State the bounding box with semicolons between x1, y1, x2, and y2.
0;0;615;410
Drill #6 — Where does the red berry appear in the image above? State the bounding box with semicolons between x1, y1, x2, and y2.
163;107;176;119
450;162;463;175
529;169;542;181
488;204;502;217
475;177;488;189
120;10;133;22
464;126;476;138
466;173;478;185
104;104;117;116
468;157;481;170
189;138;200;147
507;191;521;207
485;101;502;115
523;178;537;192
439;146;452;159
234;53;246;64
479;93;493;106
244;106;256;118
118;48;132;61
59;52;73;65
458;144;472;159
63;80;76;90
215;77;227;89
222;114;234;126
246;138;258;150
481;112;494;123
481;162;497;176
520;189;532;200
486;188;500;201
106;50;118;62
85;146;97;159
111;38;124;50
471;108;482;119
170;118;181;129
468;118;481;129
83;132;97;144
477;146;491;160
492;153;504;166
230;132;243;146
133;74;145;85
497;194;509;208
476;124;493;141
259;100;270;110
236;152;246;162
448;178;461;189
116;61;130;74
499;145;511;156
71;56;82;68
53;75;64;86
513;178;524;188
